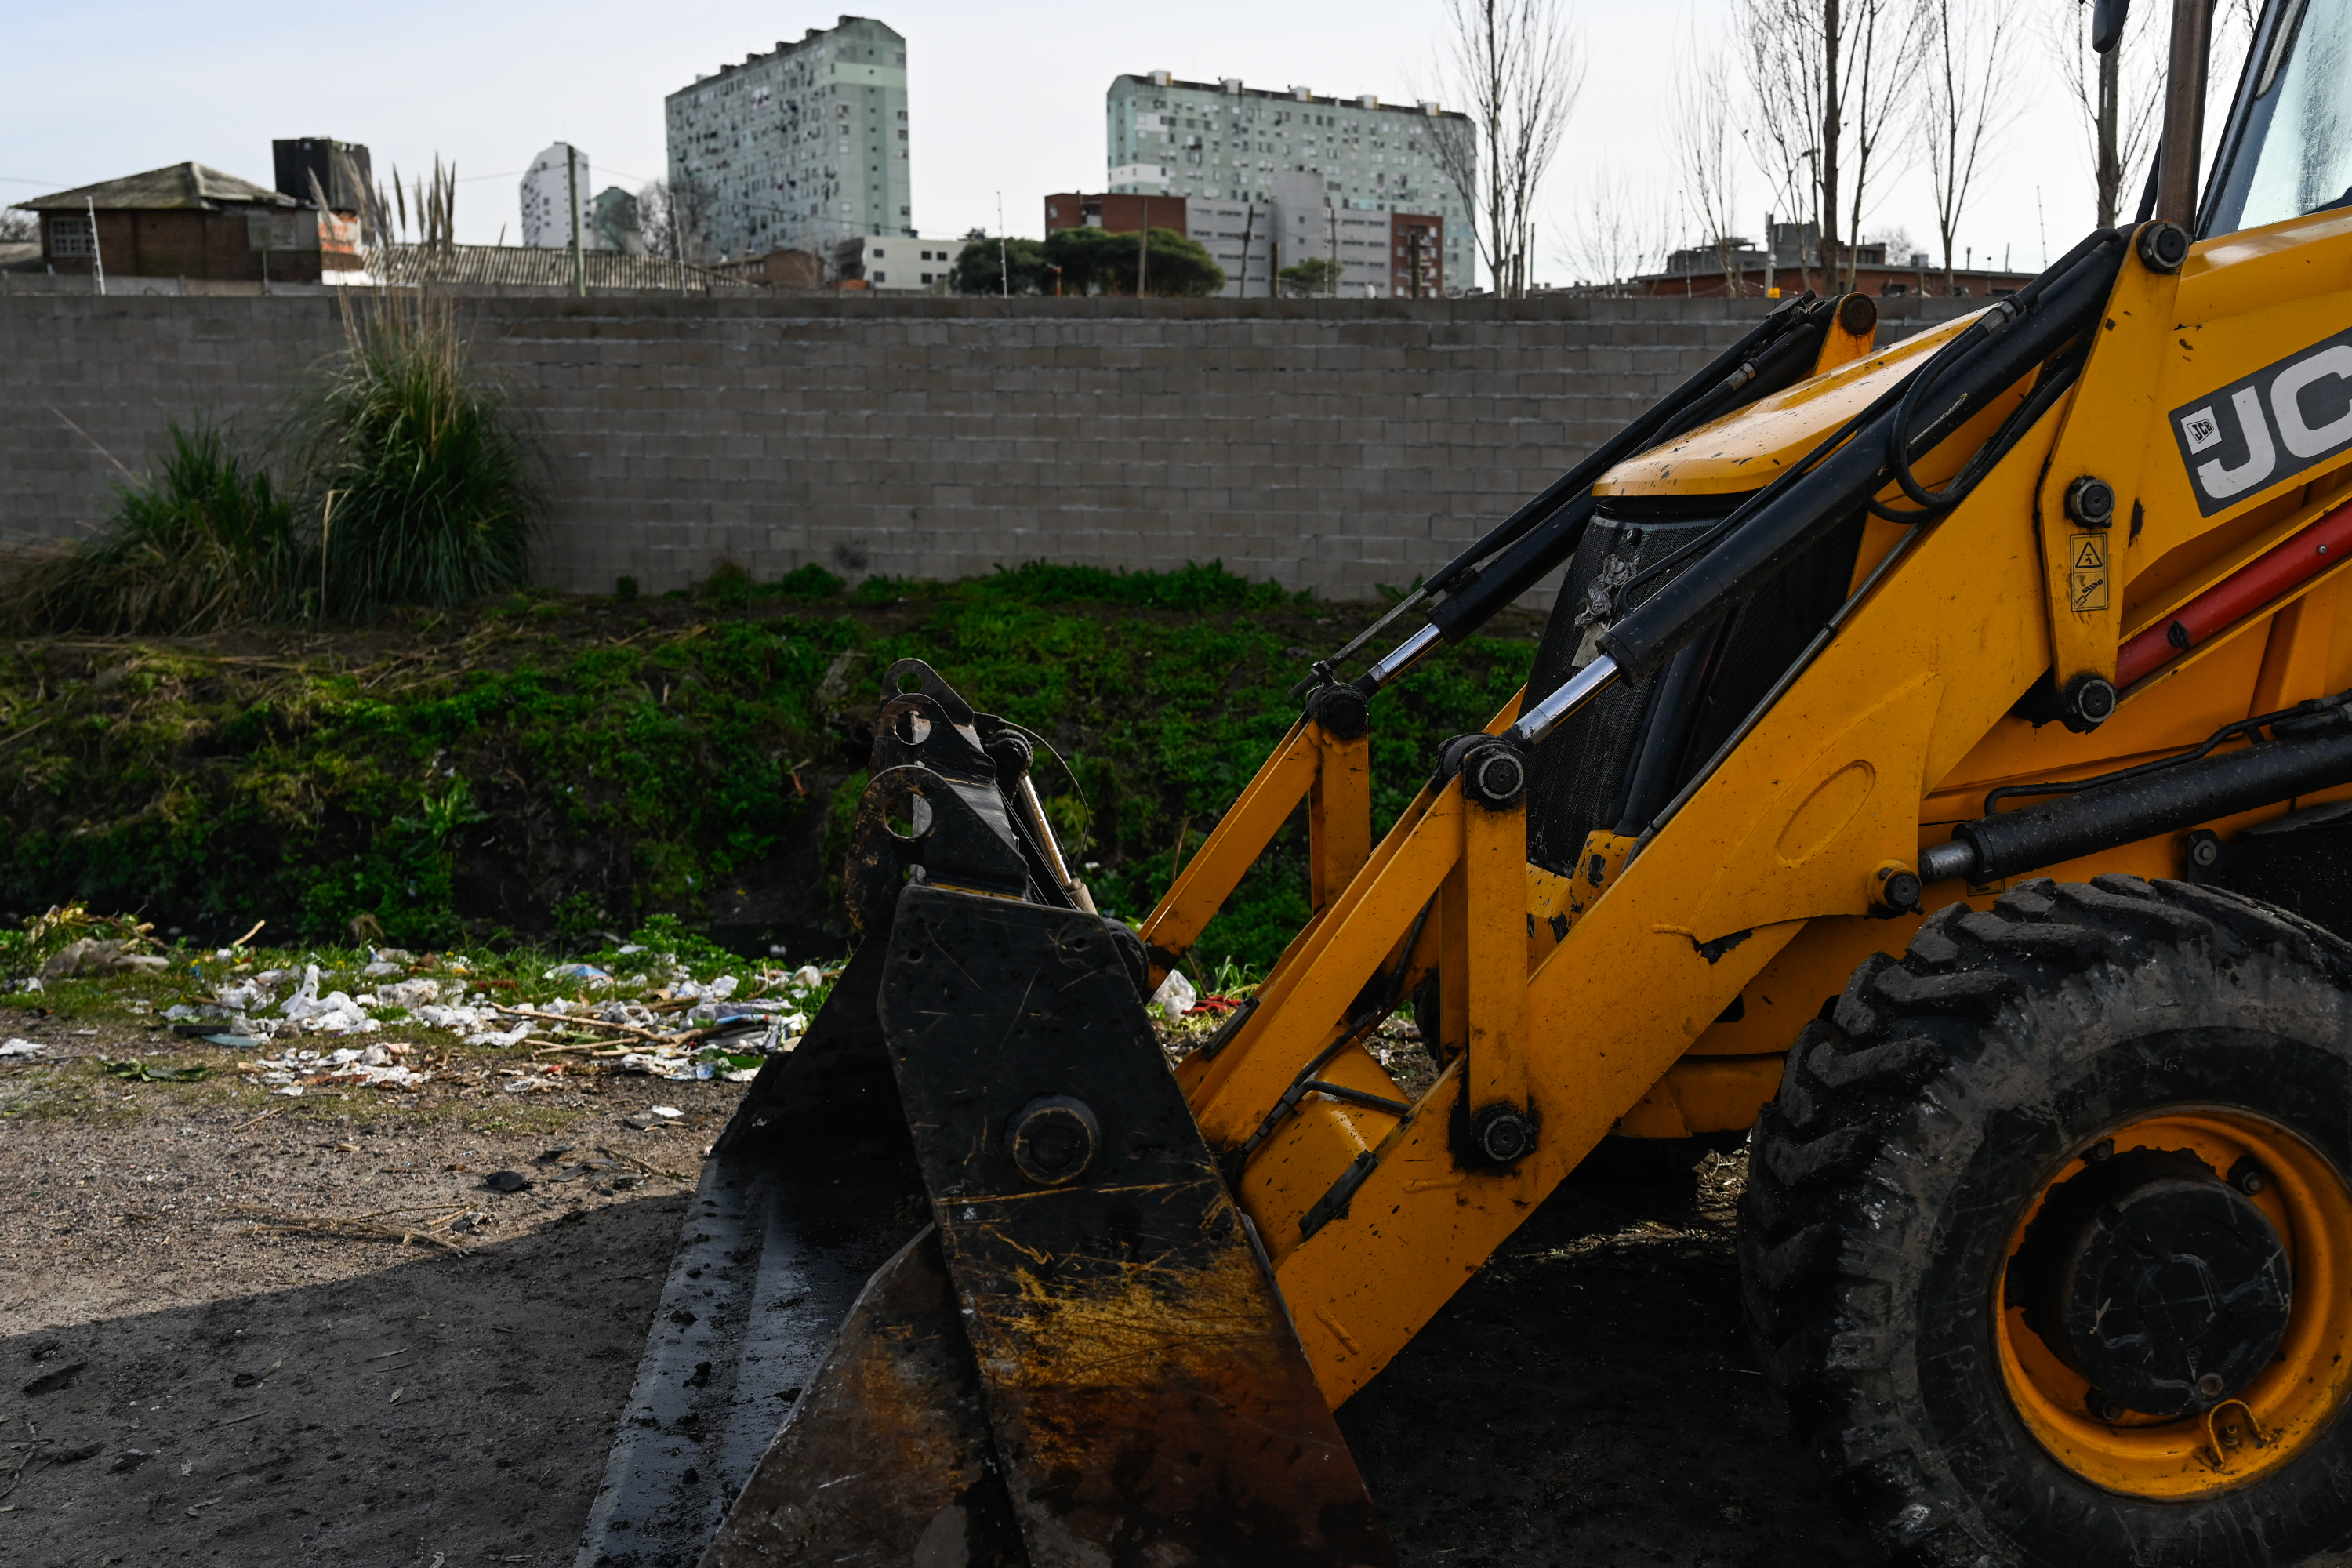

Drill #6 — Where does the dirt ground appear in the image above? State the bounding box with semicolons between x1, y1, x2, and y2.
1;1013;1883;1568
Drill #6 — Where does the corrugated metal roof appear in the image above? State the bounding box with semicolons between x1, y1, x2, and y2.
371;244;764;293
20;162;297;212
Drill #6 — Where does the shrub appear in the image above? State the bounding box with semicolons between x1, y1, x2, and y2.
0;422;297;633
291;292;545;619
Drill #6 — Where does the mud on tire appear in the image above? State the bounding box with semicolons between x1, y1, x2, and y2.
1740;875;2352;1567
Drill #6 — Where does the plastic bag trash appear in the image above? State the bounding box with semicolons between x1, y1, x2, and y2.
1150;967;1198;1024
162;1004;200;1022
543;963;614;988
271;1084;306;1098
379;978;441;1010
466;1021;536;1049
481;1170;532;1192
360;960;404;978
16;977;42;993
213;978;275;1013
0;1038;45;1058
648;1105;684;1119
615;942;646;955
790;964;826;992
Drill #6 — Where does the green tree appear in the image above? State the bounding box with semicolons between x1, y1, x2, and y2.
1043;226;1225;296
1278;256;1345;296
950;230;1050;294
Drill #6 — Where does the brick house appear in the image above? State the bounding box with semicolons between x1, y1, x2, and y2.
19;162;363;284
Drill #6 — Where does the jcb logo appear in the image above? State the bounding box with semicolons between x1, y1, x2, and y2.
2173;325;2352;515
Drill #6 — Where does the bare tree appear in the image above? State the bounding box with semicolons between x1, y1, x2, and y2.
1736;0;1926;295
1739;0;1826;295
1918;0;2018;296
0;209;38;242
1562;159;1670;293
1431;0;1584;297
2043;0;2162;227
639;177;714;267
1670;38;1747;296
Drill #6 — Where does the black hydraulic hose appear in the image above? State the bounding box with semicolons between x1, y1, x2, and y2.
1421;310;1838;641
1308;294;1834;696
1419;294;1821;601
1598;232;2128;681
1924;722;2352;884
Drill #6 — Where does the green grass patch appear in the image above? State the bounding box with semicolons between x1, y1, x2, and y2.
0;563;1537;976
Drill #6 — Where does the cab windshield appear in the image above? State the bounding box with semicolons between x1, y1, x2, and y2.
2205;0;2352;234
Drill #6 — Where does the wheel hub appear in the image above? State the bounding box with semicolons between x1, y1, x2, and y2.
2016;1149;2292;1417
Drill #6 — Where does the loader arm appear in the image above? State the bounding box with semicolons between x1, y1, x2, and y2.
1192;208;2352;1401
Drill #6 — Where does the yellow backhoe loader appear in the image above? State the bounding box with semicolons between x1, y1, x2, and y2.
578;1;2352;1562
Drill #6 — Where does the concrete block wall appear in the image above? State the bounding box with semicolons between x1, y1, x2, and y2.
0;291;1983;607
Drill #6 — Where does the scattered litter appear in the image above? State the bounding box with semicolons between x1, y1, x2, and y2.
108;1450;151;1474
16;977;42;993
481;1171;532;1192
0;1039;45;1059
278;965;380;1035
378;978;441;1010
241;1045;426;1091
212;978;276;1013
543;963;614;988
1151;968;1198;1023
648;1105;683;1119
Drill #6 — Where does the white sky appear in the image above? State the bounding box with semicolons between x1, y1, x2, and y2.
3;2;2234;286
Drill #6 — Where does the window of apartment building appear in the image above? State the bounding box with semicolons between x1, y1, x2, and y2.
47;216;93;256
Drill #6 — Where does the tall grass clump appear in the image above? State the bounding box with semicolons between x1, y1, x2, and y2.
292;292;544;618
0;422;297;633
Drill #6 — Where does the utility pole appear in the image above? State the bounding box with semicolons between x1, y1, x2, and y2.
567;144;585;297
1240;205;1256;298
1763;211;1776;298
997;192;1008;297
85;196;106;296
1137;197;1150;296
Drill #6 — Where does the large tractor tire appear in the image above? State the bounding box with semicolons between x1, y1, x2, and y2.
1741;876;2352;1566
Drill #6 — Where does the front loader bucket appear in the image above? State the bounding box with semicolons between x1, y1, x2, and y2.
580;662;1396;1568
574;938;931;1566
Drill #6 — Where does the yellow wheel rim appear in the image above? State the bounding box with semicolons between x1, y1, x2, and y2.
1995;1108;2352;1499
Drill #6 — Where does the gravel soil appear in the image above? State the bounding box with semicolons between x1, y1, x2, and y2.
2;1009;1884;1568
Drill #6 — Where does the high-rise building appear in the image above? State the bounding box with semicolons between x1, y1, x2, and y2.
521;143;592;249
1043;176;1445;299
1104;71;1471;292
665;16;913;265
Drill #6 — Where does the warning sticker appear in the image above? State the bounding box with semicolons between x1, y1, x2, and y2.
2069;532;2110;612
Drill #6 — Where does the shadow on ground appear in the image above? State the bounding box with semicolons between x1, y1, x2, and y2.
2;1160;1887;1568
1342;1167;1888;1568
2;1196;681;1568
